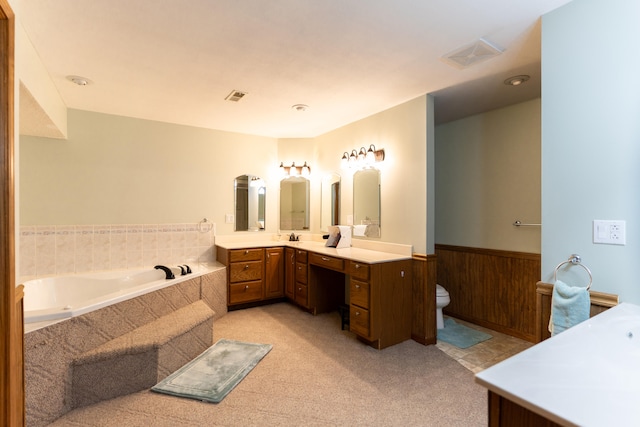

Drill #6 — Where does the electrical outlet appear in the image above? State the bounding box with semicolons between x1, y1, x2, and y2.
225;214;234;224
593;220;626;245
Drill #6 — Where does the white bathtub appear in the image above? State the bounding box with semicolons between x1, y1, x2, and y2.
23;266;207;325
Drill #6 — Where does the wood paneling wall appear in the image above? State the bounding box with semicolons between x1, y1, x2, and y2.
411;254;437;345
535;282;618;343
435;244;541;342
0;1;21;425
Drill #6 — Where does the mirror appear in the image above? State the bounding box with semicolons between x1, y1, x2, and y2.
280;176;310;230
320;173;341;232
235;174;266;231
353;168;381;238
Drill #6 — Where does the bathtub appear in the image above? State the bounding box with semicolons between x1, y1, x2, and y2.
23;266;208;325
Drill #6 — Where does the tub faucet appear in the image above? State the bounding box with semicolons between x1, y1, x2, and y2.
154;265;175;280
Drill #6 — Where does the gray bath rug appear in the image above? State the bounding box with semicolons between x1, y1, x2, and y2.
151;339;272;403
437;318;492;349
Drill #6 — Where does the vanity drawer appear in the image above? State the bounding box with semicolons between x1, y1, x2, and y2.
295;282;308;306
229;280;263;304
350;279;370;309
229;248;264;263
348;261;370;281
350;305;370;337
229;260;263;283
295;262;308;284
309;253;344;272
296;249;308;263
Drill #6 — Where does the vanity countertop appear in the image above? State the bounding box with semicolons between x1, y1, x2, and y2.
475;302;640;427
215;240;412;264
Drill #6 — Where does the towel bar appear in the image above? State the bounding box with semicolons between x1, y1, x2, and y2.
553;254;592;290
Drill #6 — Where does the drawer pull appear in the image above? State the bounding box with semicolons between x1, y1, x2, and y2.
244;264;250;270
298;287;302;291
355;311;361;316
244;285;249;290
355;284;360;289
355;264;361;269
322;256;329;261
244;250;249;254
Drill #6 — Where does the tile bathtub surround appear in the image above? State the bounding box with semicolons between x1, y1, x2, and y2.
19;223;214;277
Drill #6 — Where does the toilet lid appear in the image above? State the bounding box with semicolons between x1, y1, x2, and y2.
436;284;449;297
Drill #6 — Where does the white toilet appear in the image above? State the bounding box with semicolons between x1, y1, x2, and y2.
436;284;450;329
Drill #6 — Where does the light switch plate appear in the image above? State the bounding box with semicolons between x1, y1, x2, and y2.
225;214;234;224
593;220;626;245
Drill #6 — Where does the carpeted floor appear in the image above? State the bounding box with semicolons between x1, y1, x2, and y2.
48;302;487;426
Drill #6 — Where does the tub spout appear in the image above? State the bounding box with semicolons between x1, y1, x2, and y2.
154;265;175;280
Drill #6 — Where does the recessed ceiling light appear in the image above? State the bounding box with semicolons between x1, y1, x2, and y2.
291;104;309;112
66;75;92;86
504;75;530;86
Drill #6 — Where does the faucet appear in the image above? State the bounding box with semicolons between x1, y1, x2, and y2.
289;232;299;242
183;264;192;274
154;265;175;280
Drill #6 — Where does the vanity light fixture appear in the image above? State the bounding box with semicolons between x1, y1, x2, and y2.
279;161;311;177
341;152;349;169
341;145;385;168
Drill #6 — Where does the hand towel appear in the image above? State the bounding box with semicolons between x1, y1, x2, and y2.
548;279;590;336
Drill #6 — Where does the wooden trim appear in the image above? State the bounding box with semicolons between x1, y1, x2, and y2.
435;244;541;342
535;281;618;343
411;253;437;345
0;1;20;425
435;244;541;261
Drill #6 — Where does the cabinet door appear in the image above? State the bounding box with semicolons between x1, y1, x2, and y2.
265;247;284;298
285;248;295;299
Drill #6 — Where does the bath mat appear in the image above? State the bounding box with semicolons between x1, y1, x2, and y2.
437;318;492;349
151;339;272;403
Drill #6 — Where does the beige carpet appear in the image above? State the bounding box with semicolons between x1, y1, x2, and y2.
48;302;487;426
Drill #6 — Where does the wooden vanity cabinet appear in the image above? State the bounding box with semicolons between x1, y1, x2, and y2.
294;249;309;308
265;247;284;298
218;246;285;306
285;247;295;299
348;259;412;349
226;248;264;305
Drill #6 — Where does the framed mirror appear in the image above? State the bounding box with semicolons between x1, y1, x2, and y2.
235;174;266;231
320;173;340;232
353;168;380;237
280;176;310;230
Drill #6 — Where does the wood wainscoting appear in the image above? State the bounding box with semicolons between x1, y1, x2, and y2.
435;244;541;343
411;253;437;345
535;281;618;343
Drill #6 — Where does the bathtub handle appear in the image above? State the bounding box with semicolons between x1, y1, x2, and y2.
177;265;186;276
154;265;175;280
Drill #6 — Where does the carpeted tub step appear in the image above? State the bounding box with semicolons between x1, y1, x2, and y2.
71;300;215;408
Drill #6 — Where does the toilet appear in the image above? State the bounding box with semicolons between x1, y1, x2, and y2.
436;284;450;329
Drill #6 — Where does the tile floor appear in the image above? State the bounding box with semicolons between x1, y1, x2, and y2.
436;316;534;373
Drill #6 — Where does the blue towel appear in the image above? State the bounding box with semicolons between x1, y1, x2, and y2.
549;279;590;336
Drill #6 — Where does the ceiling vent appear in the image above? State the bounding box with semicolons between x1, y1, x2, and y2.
225;90;247;102
441;38;503;69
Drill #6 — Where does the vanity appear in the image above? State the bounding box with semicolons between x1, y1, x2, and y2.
216;240;412;349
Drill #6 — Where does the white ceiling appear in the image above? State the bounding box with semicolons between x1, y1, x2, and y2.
18;0;572;139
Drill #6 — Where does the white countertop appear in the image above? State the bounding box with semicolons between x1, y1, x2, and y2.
475;302;640;427
215;240;412;264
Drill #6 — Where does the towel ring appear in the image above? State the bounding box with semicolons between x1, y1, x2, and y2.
553;254;592;290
